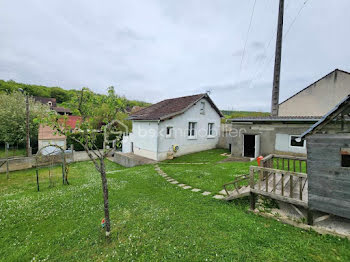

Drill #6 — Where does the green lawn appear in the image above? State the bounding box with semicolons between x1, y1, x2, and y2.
160;149;257;193
162;148;230;163
0;150;349;261
0;148;26;158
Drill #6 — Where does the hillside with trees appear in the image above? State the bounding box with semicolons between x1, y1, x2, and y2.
0;79;150;108
0;80;150;153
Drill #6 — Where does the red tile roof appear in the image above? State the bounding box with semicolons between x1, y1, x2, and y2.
65;115;82;129
38;125;66;140
128;93;223;121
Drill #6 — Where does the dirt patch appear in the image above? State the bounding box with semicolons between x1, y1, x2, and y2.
217;157;251;163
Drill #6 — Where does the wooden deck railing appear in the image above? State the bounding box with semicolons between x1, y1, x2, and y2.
249;166;308;207
261;154;307;173
223;174;249;195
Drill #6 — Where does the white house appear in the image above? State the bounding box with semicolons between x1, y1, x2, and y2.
122;93;223;161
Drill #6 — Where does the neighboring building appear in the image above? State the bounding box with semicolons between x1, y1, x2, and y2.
122;93;223;161
52;107;72;115
279;69;350;117
38;115;82;154
38;125;66;155
226;117;319;158
301;94;350;219
34;96;57;107
225;69;350;158
34;96;72;115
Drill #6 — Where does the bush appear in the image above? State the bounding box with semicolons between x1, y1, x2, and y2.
67;133;104;151
66;133;123;151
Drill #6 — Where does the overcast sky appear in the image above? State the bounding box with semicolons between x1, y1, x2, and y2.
1;0;349;111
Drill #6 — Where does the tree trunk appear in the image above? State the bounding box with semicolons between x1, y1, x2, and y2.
100;159;111;236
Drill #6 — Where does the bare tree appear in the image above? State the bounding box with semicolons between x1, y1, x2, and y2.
43;88;123;237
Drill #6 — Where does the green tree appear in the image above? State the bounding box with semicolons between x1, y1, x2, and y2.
50;87;70;103
0;92;50;147
43;88;126;237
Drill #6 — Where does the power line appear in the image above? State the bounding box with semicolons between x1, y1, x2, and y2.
245;0;291;88
238;0;257;83
284;0;310;36
248;0;311;88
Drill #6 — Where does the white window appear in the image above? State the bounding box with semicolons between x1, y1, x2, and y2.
200;102;205;114
289;135;305;148
166;126;173;138
188;122;196;138
208;123;214;136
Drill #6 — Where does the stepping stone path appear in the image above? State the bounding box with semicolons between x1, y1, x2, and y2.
154;164;224;200
213;195;225;200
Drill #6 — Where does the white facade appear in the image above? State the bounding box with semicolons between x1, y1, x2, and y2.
123;98;221;161
279;70;350;117
38;139;66;155
275;133;307;155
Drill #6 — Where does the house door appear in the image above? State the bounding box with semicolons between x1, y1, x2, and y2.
254;135;260;158
243;135;260;158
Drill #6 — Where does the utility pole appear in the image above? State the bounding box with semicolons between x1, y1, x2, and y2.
25;94;31;157
19;88;31;157
271;0;284;116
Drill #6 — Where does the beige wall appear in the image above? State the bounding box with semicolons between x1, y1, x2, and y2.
279;70;350;117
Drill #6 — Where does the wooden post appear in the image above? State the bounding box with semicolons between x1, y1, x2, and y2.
36;169;40;192
5;143;9;179
307;209;314;225
299;177;303;200
293;159;296;172
250;192;256;210
289;174;293;198
71;144;74;162
249;167;256;210
61;148;66;185
25;94;31;157
249;167;255;189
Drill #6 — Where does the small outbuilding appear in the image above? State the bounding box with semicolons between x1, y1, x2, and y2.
301;94;350;219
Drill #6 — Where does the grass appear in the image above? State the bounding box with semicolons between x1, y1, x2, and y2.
0;150;350;261
221;110;270;119
162;148;230;163
161;149;257;192
0;148;26;158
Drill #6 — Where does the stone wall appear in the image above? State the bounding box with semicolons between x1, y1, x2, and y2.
0;150;100;173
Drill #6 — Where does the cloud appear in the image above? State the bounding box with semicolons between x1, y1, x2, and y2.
250;41;265;50
232;49;244;57
0;0;350;111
